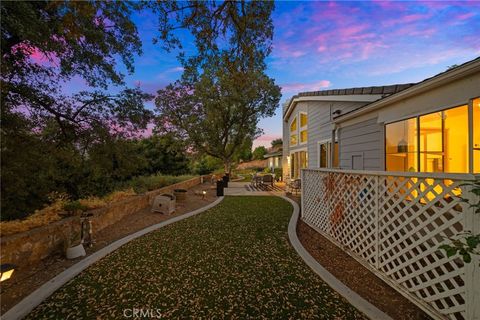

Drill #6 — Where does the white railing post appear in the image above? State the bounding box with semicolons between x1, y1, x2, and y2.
375;175;380;269
463;180;480;320
301;169;304;219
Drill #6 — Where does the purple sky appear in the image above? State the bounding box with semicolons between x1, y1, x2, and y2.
60;1;480;148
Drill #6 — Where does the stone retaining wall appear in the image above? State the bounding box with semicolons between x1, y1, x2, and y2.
0;176;208;268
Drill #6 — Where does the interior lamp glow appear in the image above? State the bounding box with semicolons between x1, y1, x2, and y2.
0;264;16;282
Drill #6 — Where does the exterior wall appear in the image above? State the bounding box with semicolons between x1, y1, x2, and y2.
338;117;384;170
282;98;374;177
336;70;480;172
308;101;367;168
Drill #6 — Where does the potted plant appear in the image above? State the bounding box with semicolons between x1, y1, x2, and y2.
174;189;187;201
65;228;86;259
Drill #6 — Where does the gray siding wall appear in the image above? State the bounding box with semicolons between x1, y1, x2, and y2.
338;117;384;170
307;101;369;168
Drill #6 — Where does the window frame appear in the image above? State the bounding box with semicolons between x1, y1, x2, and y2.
299;112;308;145
289;116;298;147
384;100;477;173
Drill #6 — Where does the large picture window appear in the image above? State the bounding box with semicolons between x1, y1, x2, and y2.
474;98;480;173
386;104;473;173
386;118;418;172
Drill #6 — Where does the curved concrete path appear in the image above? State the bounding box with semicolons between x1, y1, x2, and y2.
282;195;393;320
2;197;224;320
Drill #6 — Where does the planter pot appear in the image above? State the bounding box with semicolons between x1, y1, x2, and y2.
66;244;86;259
174;189;187;201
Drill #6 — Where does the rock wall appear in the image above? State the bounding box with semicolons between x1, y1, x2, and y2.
0;176;207;268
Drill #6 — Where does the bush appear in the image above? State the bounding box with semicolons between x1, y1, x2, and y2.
116;174;195;194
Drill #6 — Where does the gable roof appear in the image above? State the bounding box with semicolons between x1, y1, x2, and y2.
283;56;480;121
283;83;414;119
334;56;480;122
296;83;415;99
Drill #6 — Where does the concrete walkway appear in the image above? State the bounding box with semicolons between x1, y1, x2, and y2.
224;181;286;196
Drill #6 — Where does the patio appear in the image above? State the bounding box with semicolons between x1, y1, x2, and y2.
24;196;367;319
224;181;286;195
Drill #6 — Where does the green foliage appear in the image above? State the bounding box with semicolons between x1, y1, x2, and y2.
271;139;283;148
63;201;88;215
439;232;480;263
440;180;480;263
138;134;190;176
274;168;283;181
115;174;195;194
252;146;267;160
191;155;224;175
155;1;281;173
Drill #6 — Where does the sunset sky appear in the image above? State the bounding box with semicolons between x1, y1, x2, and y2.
109;1;479;148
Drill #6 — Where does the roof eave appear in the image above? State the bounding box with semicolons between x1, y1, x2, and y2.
283;94;382;121
333;58;480;123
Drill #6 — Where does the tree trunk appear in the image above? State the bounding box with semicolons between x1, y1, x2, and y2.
224;160;232;174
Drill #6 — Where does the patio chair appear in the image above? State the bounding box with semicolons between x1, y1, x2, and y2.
288;179;301;195
261;174;274;188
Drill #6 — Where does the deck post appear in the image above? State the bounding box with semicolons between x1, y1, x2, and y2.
375;175;380;269
463;181;480;320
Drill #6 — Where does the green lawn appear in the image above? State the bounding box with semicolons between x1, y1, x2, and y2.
26;196;366;319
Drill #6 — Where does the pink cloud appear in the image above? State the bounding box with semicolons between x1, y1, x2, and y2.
281;80;331;93
253;134;282;149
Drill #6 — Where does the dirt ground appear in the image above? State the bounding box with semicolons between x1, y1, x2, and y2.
0;182;218;314
296;220;432;320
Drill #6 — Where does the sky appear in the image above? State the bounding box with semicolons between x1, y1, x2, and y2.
122;1;480;148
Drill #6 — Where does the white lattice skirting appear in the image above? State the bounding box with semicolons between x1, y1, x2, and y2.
301;168;479;320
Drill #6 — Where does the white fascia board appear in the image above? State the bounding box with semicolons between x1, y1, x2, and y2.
283;94;382;121
333;59;480;123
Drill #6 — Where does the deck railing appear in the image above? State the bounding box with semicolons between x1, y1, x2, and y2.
301;168;479;320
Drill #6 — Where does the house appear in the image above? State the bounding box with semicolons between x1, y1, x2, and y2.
264;146;282;171
285;57;480;320
282;57;480;178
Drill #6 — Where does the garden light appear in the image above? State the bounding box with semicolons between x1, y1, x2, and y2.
0;264;16;282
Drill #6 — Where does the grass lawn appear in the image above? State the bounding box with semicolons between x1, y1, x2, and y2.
26;196;366;319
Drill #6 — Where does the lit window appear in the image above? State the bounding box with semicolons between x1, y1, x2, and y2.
300;113;308;127
290;134;297;146
300;130;308;143
474;98;480;173
318;141;339;168
300;112;307;143
385;104;471;174
386;118;418;172
290;117;297;132
319;143;328;168
420;105;468;173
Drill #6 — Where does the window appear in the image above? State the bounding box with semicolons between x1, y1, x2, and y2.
300;112;308;144
290;117;297;132
290;134;297;146
385;104;471;173
318;141;339;168
290;117;297;146
300;130;308;143
290;151;307;179
319;143;328;168
386;118;418;172
474;98;480;173
300;113;308;127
